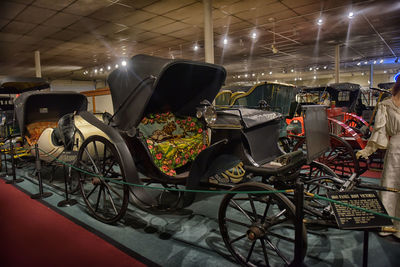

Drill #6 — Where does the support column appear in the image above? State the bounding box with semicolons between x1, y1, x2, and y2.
335;44;340;83
203;0;214;64
34;50;42;78
370;63;374;88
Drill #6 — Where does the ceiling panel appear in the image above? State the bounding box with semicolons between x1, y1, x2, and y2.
142;0;197;15
1;20;37;35
14;5;57;24
114;11;156;27
42;12;81;28
0;1;27;20
32;0;76;11
135;16;175;31
62;0;111;16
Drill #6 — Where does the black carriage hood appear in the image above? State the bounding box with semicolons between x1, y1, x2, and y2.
14;91;87;135
216;108;282;129
107;54;226;131
0;76;50;94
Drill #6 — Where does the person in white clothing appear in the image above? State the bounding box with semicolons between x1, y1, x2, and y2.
357;78;400;238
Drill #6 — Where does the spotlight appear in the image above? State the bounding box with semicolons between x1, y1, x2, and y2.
357;62;361;66
238;75;241;78
294;78;297;81
364;61;368;65
94;69;98;74
223;38;228;45
348;11;354;19
107;65;111;70
252;73;255;77
271;44;278;54
194;44;199;51
261;72;265;76
269;71;272;75
317;18;323;26
309;67;313;71
99;68;103;72
373;60;377;64
324;66;327;69
380;59;384;64
291;69;294;72
299;77;302;81
244;74;248;78
384;70;387;74
251;32;257;39
121;60;127;66
395;58;399;63
115;64;119;68
313;76;317;80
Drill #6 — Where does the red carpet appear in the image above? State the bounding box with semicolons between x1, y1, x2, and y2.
0;179;147;267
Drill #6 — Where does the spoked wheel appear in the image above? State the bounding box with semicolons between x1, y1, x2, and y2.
77;135;129;224
219;182;307;267
293;134;359;178
300;162;342;222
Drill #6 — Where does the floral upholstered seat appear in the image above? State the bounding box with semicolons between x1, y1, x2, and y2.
25;121;58;145
138;112;208;176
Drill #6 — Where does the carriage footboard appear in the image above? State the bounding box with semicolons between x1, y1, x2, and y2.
244;150;306;177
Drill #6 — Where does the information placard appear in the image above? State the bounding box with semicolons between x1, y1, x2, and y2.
327;191;393;229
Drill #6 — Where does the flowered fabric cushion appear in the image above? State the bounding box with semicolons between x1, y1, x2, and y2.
138;112;208;176
26;121;58;145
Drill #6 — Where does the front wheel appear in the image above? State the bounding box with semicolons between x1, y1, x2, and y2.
77;135;129;224
219;182;307;266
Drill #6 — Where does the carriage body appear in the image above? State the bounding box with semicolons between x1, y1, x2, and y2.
14;91;107;162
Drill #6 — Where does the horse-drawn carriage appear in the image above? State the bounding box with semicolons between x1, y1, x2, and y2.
13;55;394;266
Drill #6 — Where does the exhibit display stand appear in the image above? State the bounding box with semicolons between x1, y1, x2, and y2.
31;144;52;199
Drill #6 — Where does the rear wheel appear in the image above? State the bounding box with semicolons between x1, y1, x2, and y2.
219;182;307;266
77;135;129;224
293;134;359;178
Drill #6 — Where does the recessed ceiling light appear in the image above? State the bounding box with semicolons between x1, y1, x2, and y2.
194;44;199;51
269;71;272;75
107;66;111;70
94;69;98;73
291;69;294;72
313;76;317;79
364;61;368;65
99;68;103;72
115;64;119;68
223;38;228;45
244;74;248;78
121;60;127;66
252;73;255;77
348;11;354;19
384;70;387;74
357;62;361;66
251;32;257;39
261;72;265;75
317;18;323;26
324;66;327;69
299;77;302;81
309;67;313;71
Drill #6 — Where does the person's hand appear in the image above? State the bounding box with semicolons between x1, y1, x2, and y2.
356;149;369;160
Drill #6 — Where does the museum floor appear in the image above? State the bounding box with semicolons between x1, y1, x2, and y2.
0;161;399;267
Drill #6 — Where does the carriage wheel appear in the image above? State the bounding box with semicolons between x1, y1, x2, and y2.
219;182;307;266
293;134;359;178
300;161;342;221
77;135;129;224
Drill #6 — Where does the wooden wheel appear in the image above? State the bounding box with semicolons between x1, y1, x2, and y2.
77;135;129;224
219;182;307;266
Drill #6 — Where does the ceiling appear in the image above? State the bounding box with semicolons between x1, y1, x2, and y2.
1;0;399;84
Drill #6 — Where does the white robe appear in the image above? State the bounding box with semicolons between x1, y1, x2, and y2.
363;98;400;235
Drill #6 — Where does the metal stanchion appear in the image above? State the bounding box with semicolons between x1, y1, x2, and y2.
57;161;77;207
31;144;52;199
290;180;305;267
5;139;23;184
363;230;369;267
0;146;9;177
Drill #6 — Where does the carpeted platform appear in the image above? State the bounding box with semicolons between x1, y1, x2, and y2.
0;179;149;267
0;159;399;267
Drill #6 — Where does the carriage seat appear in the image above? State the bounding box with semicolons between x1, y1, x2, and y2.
25;121;58;145
138;112;207;176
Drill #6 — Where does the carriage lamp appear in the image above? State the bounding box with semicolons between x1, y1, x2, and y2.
204;106;217;124
196;100;217;125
